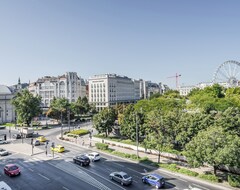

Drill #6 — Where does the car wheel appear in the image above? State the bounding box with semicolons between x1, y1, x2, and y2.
80;162;83;166
110;176;113;180
142;179;145;183
18;172;21;175
73;160;76;163
121;181;124;186
155;184;160;189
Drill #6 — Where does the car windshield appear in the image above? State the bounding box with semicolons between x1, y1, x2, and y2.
123;174;130;179
95;153;100;156
9;166;18;171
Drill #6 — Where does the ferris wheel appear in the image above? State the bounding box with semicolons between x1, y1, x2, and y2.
212;60;240;87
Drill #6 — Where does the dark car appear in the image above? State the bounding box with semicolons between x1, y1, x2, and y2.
4;164;21;176
109;171;132;186
142;173;165;189
12;134;21;139
73;155;90;166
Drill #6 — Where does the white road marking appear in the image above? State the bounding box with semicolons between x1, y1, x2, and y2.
192;183;209;190
133;180;138;183
114;163;124;167
28;168;34;172
143;168;148;173
62;186;69;190
178;178;188;182
38;173;50;181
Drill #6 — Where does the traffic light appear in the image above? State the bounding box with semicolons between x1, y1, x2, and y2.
51;142;55;148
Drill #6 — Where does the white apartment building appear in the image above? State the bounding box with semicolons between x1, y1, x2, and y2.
88;74;140;110
0;85;15;124
28;72;86;107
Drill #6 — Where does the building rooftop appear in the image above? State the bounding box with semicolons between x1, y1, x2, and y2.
0;85;12;94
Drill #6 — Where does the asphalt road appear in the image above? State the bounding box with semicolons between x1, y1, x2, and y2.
0;124;230;190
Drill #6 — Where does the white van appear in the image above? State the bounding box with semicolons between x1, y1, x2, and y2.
0;181;12;190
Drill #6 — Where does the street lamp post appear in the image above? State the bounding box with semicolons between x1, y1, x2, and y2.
136;113;139;158
68;109;70;132
61;111;63;139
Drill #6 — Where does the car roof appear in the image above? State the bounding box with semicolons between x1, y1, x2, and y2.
149;174;164;179
5;164;16;167
118;171;128;176
89;152;99;155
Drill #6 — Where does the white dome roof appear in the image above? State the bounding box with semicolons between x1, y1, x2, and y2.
0;85;12;94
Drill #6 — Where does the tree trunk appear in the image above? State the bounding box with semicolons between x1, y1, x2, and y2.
158;147;161;163
213;165;217;175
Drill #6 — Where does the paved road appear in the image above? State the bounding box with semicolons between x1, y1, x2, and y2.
0;124;232;190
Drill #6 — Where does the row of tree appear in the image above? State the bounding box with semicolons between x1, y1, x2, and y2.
12;89;94;125
93;85;240;175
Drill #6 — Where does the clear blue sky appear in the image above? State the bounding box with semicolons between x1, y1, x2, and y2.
1;0;240;88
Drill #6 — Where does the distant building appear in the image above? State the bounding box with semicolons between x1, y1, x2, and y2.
88;74;140;110
9;78;29;93
139;80;169;99
0;85;15;124
28;72;86;107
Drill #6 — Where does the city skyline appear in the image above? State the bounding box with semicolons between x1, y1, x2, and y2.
1;1;240;88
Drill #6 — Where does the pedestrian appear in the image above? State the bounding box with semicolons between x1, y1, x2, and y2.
82;139;85;146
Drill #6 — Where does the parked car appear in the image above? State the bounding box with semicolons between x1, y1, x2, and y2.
142;174;165;189
12;134;21;139
109;171;132;186
0;148;8;156
73;155;90;166
4;164;20;176
36;136;47;142
85;152;101;162
0;140;8;144
51;145;65;153
34;140;41;146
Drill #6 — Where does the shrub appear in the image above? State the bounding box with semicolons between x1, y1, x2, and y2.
95;143;109;150
199;174;219;182
160;163;179;172
178;168;199;177
70;129;89;136
228;174;240;187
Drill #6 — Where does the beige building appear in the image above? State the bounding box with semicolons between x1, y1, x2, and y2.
28;72;86;107
88;74;140;110
0;85;15;124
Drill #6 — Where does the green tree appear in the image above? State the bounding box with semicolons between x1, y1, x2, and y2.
144;109;172;163
72;96;90;116
12;89;42;126
184;126;238;175
47;97;70;122
93;108;116;137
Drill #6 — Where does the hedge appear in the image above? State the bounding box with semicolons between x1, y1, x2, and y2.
228;174;240;187
198;174;219;182
95;143;109;150
178;168;199;177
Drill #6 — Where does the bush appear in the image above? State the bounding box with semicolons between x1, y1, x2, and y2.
95;143;109;150
178;168;199;177
70;129;89;136
160;163;179;172
199;174;219;182
228;174;240;187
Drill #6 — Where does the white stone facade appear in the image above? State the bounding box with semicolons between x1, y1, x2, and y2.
88;74;140;110
0;85;15;124
28;72;86;107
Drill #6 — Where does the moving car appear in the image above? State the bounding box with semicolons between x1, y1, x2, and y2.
36;136;47;142
4;164;20;176
0;140;8;144
34;140;41;146
12;134;21;139
0;181;12;190
73;155;90;166
51;145;65;153
0;148;8;156
85;152;101;162
109;171;132;186
142;173;165;189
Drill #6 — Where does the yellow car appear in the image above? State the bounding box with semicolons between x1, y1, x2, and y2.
36;136;47;142
51;145;65;153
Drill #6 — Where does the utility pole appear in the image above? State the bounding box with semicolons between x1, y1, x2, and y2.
136;113;139;158
68;108;70;132
61;111;63;139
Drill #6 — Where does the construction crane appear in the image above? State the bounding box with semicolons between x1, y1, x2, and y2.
167;73;181;89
